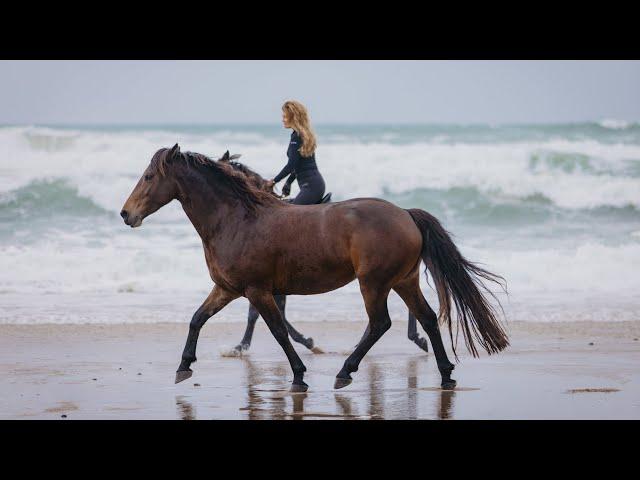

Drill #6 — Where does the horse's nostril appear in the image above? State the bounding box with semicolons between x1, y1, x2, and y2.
120;210;129;221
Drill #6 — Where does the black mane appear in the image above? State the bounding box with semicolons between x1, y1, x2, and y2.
150;147;279;213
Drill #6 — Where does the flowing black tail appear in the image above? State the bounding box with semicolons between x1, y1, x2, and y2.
406;208;509;358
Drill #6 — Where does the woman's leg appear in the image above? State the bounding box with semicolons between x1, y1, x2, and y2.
293;173;325;205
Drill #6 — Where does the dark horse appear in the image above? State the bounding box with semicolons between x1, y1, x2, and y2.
218;151;431;356
121;145;509;392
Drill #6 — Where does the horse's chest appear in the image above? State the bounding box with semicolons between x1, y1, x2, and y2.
203;246;243;293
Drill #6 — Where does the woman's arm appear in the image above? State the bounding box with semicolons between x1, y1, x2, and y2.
273;132;302;183
282;173;296;196
273;161;293;183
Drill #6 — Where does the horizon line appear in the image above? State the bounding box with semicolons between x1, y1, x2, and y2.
1;119;637;129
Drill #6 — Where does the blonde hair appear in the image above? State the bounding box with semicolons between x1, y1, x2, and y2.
282;100;317;157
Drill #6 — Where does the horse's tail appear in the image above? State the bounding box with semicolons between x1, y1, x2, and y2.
406;208;509;359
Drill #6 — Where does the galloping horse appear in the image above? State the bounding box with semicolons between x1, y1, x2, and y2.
120;145;508;392
218;151;431;356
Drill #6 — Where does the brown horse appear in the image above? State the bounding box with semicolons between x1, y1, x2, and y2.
121;144;509;392
219;151;431;356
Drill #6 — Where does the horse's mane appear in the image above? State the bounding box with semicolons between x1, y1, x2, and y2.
225;160;281;197
227;160;259;180
150;147;279;214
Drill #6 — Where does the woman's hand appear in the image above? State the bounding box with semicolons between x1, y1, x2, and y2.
281;182;291;197
265;179;276;189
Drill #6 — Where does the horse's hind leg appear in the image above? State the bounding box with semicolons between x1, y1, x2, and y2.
176;286;239;383
283;317;313;350
335;282;392;389
352;312;427;354
234;303;260;353
394;277;456;389
408;311;429;353
277;295;319;352
246;288;308;392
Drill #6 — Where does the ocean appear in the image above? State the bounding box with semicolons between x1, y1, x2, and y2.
1;122;639;326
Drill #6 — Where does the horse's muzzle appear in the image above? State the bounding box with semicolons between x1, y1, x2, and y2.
120;209;142;228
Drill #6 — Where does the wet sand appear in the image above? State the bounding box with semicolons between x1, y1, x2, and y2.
1;320;639;419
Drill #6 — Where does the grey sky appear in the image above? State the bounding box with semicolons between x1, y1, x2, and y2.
1;60;639;125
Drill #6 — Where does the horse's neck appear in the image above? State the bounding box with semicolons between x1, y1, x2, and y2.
174;171;246;243
231;164;267;190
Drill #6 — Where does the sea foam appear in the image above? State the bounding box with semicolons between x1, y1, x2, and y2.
1;124;639;324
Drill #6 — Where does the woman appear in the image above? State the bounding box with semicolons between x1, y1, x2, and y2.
266;100;325;204
234;100;326;355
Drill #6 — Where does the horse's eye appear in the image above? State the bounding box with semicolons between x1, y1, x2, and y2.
144;174;154;181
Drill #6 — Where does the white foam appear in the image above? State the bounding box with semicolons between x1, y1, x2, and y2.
1;125;640;324
2;126;640;212
2;233;638;322
219;345;249;358
599;118;631;130
464;242;640;299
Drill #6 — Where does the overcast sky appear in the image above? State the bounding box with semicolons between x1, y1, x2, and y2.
1;60;639;125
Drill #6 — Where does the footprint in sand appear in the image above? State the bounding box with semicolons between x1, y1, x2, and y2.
45;401;79;414
566;388;620;394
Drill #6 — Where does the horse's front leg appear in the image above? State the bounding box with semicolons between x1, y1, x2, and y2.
246;288;308;392
176;286;239;383
407;311;429;353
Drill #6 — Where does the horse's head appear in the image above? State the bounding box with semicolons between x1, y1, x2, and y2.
120;144;182;228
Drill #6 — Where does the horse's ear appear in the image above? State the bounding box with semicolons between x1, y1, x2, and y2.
220;150;230;162
168;143;181;162
229;153;242;161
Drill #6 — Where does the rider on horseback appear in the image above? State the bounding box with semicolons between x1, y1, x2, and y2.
230;100;425;355
266;100;328;205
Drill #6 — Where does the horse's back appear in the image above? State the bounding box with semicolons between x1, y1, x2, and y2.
317;197;424;280
323;197;419;232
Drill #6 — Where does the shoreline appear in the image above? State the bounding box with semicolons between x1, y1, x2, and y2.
1;320;639;419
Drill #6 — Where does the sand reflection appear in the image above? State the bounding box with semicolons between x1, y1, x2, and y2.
175;396;196;420
438;389;456;419
367;362;385;419
239;355;457;420
334;394;353;417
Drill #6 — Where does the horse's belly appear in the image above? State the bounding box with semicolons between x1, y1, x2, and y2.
275;262;356;295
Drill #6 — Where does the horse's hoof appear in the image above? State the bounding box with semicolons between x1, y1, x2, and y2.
311;346;325;354
438;362;455;376
415;338;430;353
441;379;457;390
290;382;309;393
175;370;193;384
334;377;353;390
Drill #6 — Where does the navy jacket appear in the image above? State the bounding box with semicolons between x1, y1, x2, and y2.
274;130;319;184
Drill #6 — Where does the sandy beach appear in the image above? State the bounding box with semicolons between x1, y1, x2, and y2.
1;319;639;420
